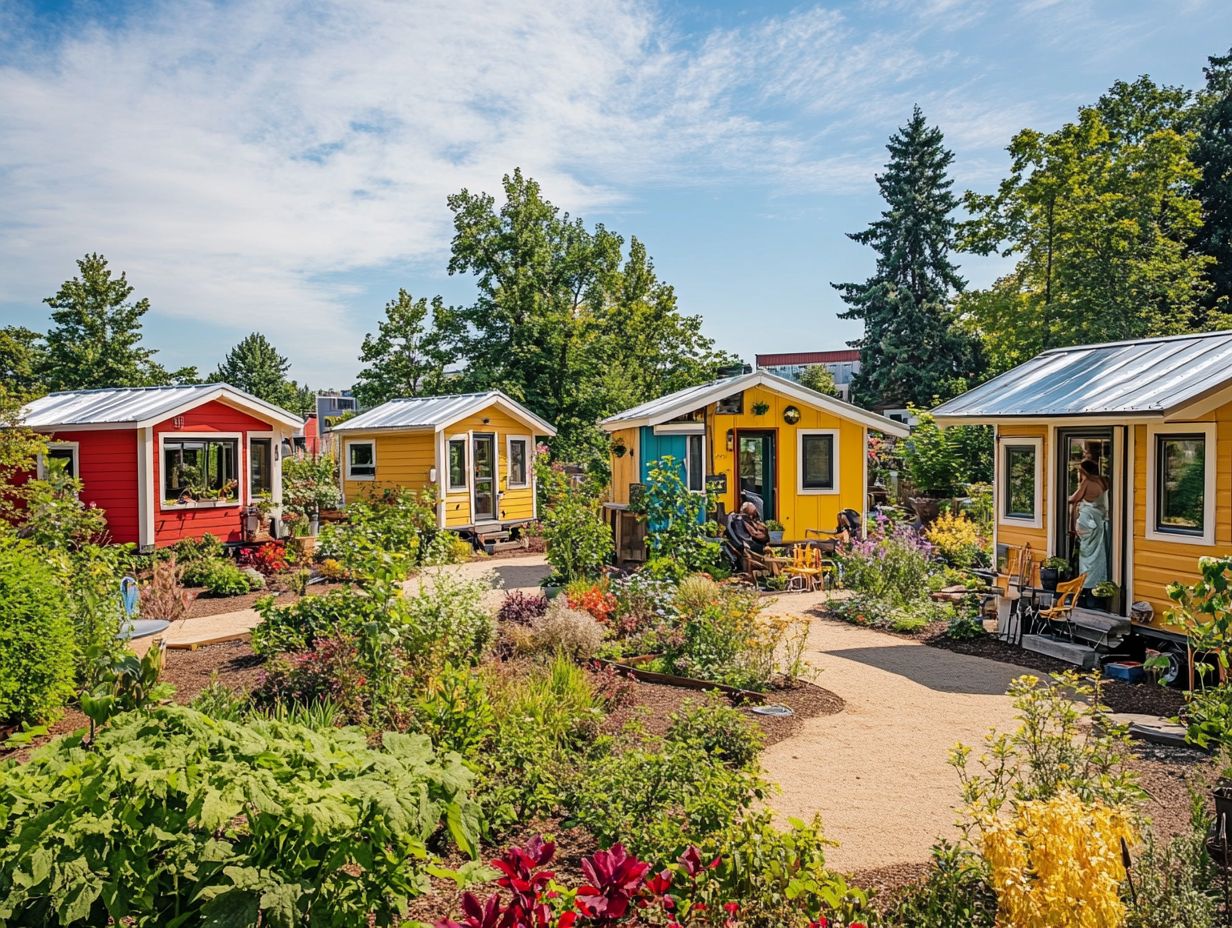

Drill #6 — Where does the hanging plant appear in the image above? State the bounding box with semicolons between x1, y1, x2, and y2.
610;437;627;458
783;405;801;424
751;401;771;416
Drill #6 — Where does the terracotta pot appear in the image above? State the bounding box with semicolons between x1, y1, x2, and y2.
292;535;316;559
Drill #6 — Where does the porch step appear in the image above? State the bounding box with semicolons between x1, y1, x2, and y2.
1022;634;1101;669
1068;608;1132;648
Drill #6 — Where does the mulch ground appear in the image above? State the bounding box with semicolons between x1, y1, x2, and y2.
184;579;347;618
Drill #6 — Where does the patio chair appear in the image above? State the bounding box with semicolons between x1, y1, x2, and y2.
1036;574;1086;641
783;544;825;592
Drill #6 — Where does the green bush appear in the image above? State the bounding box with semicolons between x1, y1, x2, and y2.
196;559;258;597
892;842;996;928
1125;797;1220;928
665;701;763;769
251;585;391;656
636;455;719;572
537;455;612;583
402;569;495;665
317;488;437;581
0;706;483;926
0;540;75;724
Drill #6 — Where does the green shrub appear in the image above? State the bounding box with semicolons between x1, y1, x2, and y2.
62;543;131;678
0;706;483;926
171;532;223;565
0;540;75;723
665;701;762;769
537;455;613;583
1126;796;1220;928
402;569;495;665
839;522;936;607
317;488;437;581
251;585;391;656
893;842;996;928
946;609;987;640
636;455;719;572
197;559;258;597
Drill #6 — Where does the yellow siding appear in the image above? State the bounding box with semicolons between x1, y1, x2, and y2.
341;431;436;504
1131;408;1232;630
608;427;639;505
709;384;868;536
443;406;538;528
996;424;1049;557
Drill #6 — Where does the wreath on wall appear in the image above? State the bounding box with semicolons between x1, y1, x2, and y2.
783;405;801;424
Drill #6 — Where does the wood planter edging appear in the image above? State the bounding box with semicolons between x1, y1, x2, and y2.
592;656;767;705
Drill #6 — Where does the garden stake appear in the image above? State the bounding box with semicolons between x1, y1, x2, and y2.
1119;837;1137;909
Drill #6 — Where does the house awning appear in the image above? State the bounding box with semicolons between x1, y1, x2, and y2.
932;331;1232;424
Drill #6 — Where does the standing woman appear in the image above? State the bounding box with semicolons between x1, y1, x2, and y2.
1069;459;1110;591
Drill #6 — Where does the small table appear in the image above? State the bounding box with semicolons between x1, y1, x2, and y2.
118;619;170;641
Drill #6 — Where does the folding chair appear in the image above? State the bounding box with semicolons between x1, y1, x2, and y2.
1037;574;1086;641
783;544;825;592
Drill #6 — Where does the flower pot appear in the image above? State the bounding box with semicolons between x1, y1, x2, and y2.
909;497;942;526
768;531;784;545
291;535;316;559
1039;567;1059;593
542;583;563;600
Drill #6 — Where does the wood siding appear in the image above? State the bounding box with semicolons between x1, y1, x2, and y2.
342;430;436;506
45;428;141;545
996;424;1049;558
607;427;639;505
1131;410;1232;631
152;400;280;545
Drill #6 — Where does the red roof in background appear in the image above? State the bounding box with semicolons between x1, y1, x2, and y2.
756;350;861;366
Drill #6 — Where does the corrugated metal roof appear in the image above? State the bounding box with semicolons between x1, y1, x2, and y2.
600;370;910;437
932;330;1232;421
21;383;303;429
331;391;556;435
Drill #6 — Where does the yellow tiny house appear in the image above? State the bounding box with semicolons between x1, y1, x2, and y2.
601;370;908;539
331;392;555;534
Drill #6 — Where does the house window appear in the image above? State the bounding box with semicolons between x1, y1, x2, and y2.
447;438;467;491
346;441;376;480
163;438;239;504
798;431;837;493
249;438;272;499
1003;445;1037;520
1156;434;1206;536
508;437;530;488
43;443;79;479
685;433;705;492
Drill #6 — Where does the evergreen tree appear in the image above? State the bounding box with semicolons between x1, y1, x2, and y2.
41;253;162;390
1194;47;1232;321
353;289;458;407
834;108;981;408
211;333;302;411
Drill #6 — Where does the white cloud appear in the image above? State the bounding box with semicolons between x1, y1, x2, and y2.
0;0;1131;383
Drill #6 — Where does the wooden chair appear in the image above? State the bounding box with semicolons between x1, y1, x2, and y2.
783;544;825;592
1037;574;1086;640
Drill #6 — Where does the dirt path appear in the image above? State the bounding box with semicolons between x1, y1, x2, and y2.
758;597;1033;872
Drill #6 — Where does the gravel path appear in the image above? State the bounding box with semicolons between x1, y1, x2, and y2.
758;597;1035;872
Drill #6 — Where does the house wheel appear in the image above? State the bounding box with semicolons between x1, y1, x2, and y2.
1154;642;1188;688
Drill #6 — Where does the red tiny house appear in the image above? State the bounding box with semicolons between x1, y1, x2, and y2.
21;385;302;549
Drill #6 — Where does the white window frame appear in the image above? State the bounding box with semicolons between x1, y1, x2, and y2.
37;441;80;479
797;429;839;496
247;431;275;501
684;432;706;494
998;437;1043;529
446;435;470;493
344;439;376;481
1146;422;1216;546
160;431;244;510
506;435;532;489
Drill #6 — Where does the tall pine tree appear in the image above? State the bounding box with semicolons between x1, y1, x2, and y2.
1194;47;1232;321
834;108;981;409
41;253;163;390
211;333;309;414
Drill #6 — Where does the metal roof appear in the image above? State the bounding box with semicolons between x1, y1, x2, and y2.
331;391;556;435
21;383;303;429
932;330;1232;422
600;370;910;437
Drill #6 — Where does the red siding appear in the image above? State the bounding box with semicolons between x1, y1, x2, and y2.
45;428;141;545
153;400;279;546
755;350;861;366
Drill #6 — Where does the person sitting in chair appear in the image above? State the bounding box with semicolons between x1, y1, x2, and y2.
809;508;861;552
727;502;769;555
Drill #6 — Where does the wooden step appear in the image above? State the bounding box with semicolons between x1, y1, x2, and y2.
1068;608;1132;648
1022;634;1101;669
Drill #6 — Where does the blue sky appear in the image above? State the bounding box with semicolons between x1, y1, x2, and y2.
1;0;1229;388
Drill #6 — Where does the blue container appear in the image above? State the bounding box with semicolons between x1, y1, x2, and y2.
1103;661;1146;683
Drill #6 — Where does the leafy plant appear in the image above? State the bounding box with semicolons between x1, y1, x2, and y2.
567;580;618;623
497;590;550;626
256;633;371;723
537;454;613;584
1167;555;1232;682
139;554;190;622
903;410;962;497
665;701;763;769
0;706;483;926
636;455;719;572
893;841;996;928
80;644;176;737
946;610;986;640
238;540;290;575
925;511;989;568
1125;795;1220;928
282;451;342;519
198;558;259;597
1092;580;1119;599
838;520;936;608
0;539;75;723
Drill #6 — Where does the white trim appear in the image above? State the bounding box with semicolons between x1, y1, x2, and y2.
998;436;1044;530
1125;424;1136;615
159;431;244;510
684;431;706;493
991;424;999;556
861;426;869;533
471;431;498;522
247;431;276;502
1144;422;1216;546
36;440;79;479
138;428;154;548
344;438;377;481
1111;426;1125;595
652;422;705;435
796;429;839;496
445;434;470;493
506;435;532;489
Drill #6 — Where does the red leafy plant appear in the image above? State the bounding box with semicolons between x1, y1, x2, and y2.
239;540;290;575
567;585;618;624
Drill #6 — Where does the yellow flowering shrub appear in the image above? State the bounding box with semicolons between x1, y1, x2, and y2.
981;792;1136;928
926;511;989;567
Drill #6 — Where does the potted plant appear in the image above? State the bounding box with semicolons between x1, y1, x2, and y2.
902;411;959;526
751;400;771;416
765;519;785;545
1040;556;1069;593
1090;580;1118;612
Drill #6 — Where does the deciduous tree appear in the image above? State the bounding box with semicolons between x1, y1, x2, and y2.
0;326;45;395
834;108;982;408
1193;46;1232;321
211;333;309;414
353;289;458;407
797;365;839;398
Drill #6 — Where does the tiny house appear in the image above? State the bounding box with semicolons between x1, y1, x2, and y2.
933;330;1232;676
20;384;303;548
600;370;908;557
330;391;555;534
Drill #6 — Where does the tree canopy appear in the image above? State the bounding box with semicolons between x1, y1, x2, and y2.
797;365;840;398
834;108;982;408
353;289;458;408
211;333;313;416
1193;46;1232;322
